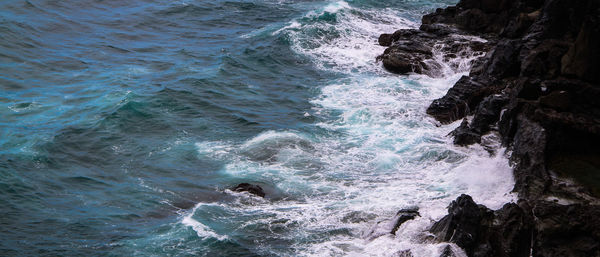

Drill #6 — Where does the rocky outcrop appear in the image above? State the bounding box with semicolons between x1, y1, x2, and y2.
376;26;489;77
431;194;600;257
429;195;532;257
232;183;265;197
378;0;600;256
421;0;544;36
421;0;600;201
450;119;481;146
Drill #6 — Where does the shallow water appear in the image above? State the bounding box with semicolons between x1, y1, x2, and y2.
0;0;515;256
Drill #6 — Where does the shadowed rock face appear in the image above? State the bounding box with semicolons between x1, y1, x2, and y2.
419;0;600;202
378;0;600;256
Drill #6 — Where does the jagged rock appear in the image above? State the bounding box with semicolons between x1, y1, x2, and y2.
430;195;533;257
232;183;265;197
419;23;461;36
520;40;570;79
426;76;497;123
391;208;420;235
470;94;509;134
377;28;489;77
430;194;493;253
483;40;522;79
422;0;544;35
450;119;481;146
510;116;550;200
380;0;600;254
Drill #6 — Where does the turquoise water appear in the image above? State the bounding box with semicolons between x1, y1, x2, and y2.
1;0;516;256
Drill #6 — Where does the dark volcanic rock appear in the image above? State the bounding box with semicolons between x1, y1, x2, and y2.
380;0;600;255
450;119;481;146
422;0;544;35
426;76;498;124
430;195;533;257
561;14;600;83
391;208;420;235
429;195;492;253
232;183;265;197
520;40;570;79
532;201;600;257
509;115;550;200
377;29;489;77
470;94;509;134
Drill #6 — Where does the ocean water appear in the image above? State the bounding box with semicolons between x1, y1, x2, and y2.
0;0;516;256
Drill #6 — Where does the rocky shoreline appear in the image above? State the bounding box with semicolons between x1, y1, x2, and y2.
378;0;600;256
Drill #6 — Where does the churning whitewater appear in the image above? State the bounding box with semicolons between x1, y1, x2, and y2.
184;1;515;256
0;0;514;256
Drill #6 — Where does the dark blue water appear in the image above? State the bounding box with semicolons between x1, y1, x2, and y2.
1;0;519;256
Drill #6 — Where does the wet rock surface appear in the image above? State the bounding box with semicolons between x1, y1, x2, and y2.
378;0;600;256
430;195;533;257
391;208;420;235
232;183;266;197
376;27;489;77
365;207;420;240
450;119;481;146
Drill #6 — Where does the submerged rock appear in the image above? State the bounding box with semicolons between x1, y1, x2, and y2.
232;183;265;197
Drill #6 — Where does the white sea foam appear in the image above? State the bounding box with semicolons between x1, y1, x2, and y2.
278;1;415;73
188;1;515;256
181;203;229;241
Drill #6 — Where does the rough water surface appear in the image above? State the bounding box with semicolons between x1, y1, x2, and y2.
0;0;515;256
